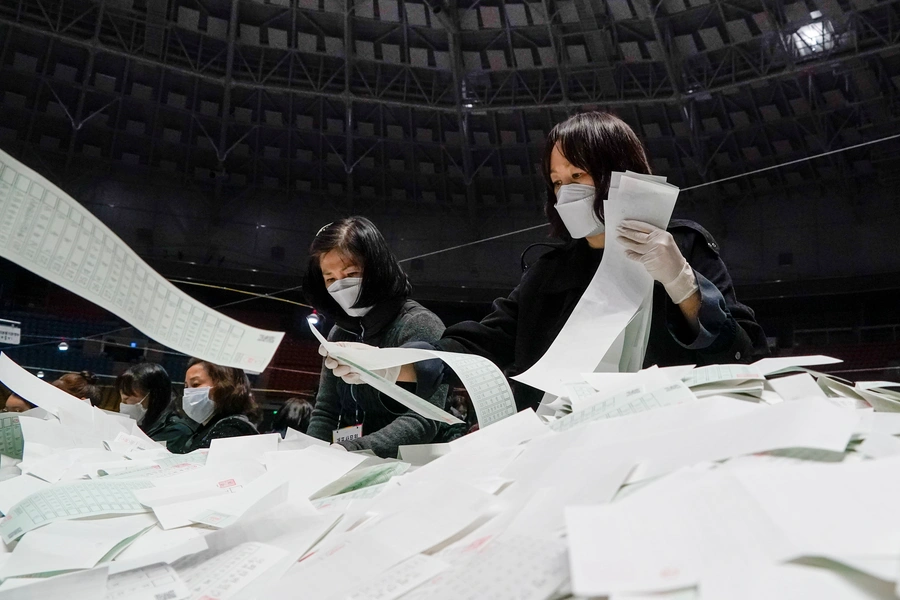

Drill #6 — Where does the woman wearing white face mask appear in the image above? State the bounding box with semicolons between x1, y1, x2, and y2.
302;217;453;458
116;363;192;445
321;113;768;413
167;358;259;454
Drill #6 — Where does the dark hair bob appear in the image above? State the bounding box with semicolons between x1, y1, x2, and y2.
116;363;174;433
303;216;411;320
186;358;258;421
541;112;652;239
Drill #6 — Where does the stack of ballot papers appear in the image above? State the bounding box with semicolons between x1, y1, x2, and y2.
4;348;900;600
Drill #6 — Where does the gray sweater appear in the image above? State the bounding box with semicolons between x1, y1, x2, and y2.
306;299;450;458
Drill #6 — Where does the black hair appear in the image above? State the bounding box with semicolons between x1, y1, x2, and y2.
302;216;411;320
116;363;174;431
271;398;314;436
541;112;652;240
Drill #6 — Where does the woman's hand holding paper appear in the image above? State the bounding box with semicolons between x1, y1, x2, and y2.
317;341;401;385
616;220;699;305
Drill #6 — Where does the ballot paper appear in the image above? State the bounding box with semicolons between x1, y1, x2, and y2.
135;461;265;529
681;364;765;397
397;443;451;466
310;459;410;499
311;481;390;512
566;471;797;595
110;526;208;569
753;354;843;376
428;350;516;426
281;427;330;448
103;451;208;480
0;478;153;543
173;541;288;600
361;479;500;556
309;323;462;425
0;566;109;600
449;408;549;451
341;554;450;600
550;381;696;432
0;414;24;460
513;174;679;396
275;534;414;599
0;149;284;370
264;446;367;499
0;513;156;578
310;323;520;427
700;562;897;600
206;433;280;466
189;474;291;528
401;533;569;600
106;563;190;600
767;372;828;401
733;455;900;556
871;412;900;435
0;473;49;514
623;397;857;482
852;385;900;412
104;431;165;456
0;353;93;418
856;431;900;458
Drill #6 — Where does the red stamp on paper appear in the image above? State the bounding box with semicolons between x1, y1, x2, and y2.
217;479;236;488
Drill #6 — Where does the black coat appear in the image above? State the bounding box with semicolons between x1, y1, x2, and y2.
168;413;258;454
436;220;767;411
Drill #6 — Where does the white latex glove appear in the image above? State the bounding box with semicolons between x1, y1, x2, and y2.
616;219;699;304
317;341;401;385
330;443;348;451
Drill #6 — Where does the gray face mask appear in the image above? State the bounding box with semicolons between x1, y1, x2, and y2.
554;183;605;239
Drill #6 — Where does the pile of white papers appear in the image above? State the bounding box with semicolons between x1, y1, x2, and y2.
1;349;899;600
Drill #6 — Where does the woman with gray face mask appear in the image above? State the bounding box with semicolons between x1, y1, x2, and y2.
320;112;768;413
301;217;454;458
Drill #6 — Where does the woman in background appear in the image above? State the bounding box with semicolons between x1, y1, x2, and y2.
53;371;103;406
169;358;259;453
117;363;192;446
270;398;314;437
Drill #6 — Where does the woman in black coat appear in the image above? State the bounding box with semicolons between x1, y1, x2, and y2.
324;112;767;412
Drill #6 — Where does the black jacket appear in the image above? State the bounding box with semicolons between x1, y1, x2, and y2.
435;220;767;411
168;413;258;454
306;298;451;458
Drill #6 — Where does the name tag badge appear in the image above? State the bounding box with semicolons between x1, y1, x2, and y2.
333;424;362;444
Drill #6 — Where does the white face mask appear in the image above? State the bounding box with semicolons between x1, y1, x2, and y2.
119;395;148;424
327;277;373;318
182;386;216;424
554;183;605;239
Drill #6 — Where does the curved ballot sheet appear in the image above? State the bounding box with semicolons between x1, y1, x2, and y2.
0;414;24;460
309;322;517;427
0;479;154;544
0;148;284;371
